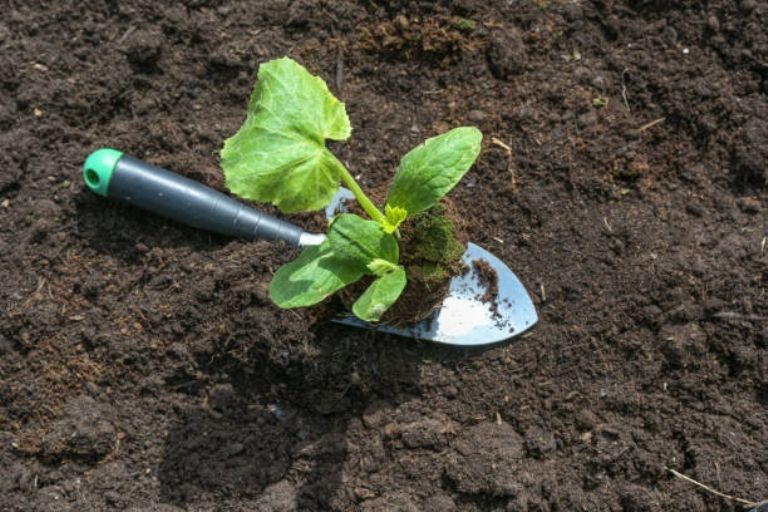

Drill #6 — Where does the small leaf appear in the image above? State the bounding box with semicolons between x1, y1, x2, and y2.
352;267;407;322
221;57;351;213
386;127;482;216
328;214;399;267
269;241;364;308
367;258;398;276
381;204;408;234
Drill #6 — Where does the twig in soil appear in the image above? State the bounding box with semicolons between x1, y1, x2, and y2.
491;137;512;152
603;217;613;233
665;467;760;508
491;137;517;193
712;311;768;322
621;68;631;112
117;25;136;44
637;117;666;132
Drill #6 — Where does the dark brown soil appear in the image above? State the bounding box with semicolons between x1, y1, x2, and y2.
1;1;767;511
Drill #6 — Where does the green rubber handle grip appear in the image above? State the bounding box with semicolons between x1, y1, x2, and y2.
83;148;307;246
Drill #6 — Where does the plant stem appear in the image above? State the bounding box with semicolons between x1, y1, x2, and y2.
333;157;386;224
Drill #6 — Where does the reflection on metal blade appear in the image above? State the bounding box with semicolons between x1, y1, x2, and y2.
325;187;355;219
333;243;538;347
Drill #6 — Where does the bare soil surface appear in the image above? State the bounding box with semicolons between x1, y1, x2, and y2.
1;1;767;511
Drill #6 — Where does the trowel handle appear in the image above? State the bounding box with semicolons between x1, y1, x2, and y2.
82;148;306;246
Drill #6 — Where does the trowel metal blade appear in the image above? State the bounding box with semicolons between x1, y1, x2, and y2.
333;242;538;347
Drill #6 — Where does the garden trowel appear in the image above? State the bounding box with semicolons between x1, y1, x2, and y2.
83;149;538;347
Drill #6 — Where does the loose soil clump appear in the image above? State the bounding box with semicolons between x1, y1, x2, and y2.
472;258;499;305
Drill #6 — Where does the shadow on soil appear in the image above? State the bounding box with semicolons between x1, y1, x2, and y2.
155;324;485;509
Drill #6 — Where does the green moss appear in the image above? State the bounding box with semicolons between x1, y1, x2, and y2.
401;203;465;280
451;16;476;33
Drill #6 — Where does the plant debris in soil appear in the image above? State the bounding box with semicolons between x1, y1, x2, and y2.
1;1;767;511
471;258;499;306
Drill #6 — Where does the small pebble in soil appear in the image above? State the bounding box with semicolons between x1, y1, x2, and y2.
591;75;607;90
736;196;761;214
486;28;527;79
574;409;600;431
467;109;487;122
687;198;710;217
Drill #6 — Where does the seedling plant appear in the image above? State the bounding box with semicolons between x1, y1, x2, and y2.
221;57;481;322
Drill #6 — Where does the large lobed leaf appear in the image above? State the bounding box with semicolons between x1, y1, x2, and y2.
386;127;482;218
221;57;350;213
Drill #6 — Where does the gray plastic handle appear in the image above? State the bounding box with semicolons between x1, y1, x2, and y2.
107;155;306;246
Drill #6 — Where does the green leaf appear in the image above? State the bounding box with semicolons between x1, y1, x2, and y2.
269;241;364;308
221;57;351;213
367;258;399;276
328;214;399;267
352;267;407;322
386;127;482;216
381;204;408;234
